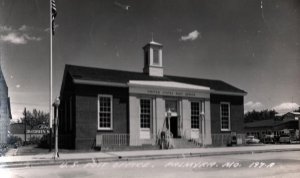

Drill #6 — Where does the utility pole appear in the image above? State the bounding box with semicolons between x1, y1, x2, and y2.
49;127;52;152
24;107;26;145
53;97;60;159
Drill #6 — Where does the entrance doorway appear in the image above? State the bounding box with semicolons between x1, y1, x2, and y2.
165;99;181;138
170;117;178;138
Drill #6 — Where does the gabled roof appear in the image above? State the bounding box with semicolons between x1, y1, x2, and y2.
62;64;247;95
286;112;300;116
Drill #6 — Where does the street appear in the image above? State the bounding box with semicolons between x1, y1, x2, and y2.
1;151;300;178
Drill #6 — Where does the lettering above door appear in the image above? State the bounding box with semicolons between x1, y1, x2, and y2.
129;87;210;99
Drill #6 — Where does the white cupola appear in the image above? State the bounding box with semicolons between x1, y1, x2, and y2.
143;40;163;77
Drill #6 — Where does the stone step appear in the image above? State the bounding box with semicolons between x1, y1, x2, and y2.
172;138;200;148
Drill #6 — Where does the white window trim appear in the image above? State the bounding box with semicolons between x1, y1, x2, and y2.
139;98;152;130
190;100;205;129
220;102;231;132
152;49;160;66
97;94;113;130
191;101;200;129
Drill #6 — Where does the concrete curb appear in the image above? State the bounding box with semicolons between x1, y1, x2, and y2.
1;148;300;168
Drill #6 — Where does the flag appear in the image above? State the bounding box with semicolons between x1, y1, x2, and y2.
51;0;57;35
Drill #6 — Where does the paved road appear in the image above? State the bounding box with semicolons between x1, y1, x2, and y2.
1;151;300;178
4;149;18;156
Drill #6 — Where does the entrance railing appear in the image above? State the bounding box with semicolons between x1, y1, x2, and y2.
96;134;129;147
96;133;156;147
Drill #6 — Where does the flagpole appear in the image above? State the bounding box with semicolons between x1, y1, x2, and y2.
49;0;53;152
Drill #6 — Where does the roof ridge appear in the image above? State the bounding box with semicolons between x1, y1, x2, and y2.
165;74;220;82
66;64;142;75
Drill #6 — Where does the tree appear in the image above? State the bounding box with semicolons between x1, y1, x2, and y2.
244;109;277;123
294;107;300;112
20;108;49;129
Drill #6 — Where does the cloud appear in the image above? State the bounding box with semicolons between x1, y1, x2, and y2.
23;34;41;41
0;25;42;44
0;32;41;44
244;101;263;111
114;1;130;11
180;30;201;41
272;102;299;113
0;25;12;32
18;25;28;31
0;33;27;44
11;112;23;121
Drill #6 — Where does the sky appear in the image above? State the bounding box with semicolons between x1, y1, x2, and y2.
0;0;299;121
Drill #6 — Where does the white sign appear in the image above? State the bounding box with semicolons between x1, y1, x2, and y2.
26;130;50;134
129;87;210;99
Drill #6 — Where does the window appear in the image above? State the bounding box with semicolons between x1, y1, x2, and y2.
140;99;151;128
98;95;113;130
191;102;203;129
153;49;159;65
220;102;230;131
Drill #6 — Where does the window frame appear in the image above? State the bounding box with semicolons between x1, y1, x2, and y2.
97;94;113;130
152;49;160;66
139;98;152;131
191;101;201;129
220;102;231;131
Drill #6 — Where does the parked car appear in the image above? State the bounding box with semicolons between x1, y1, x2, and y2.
245;136;260;144
273;135;280;143
263;135;275;144
279;134;291;144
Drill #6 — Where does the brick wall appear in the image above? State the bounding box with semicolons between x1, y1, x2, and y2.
58;72;76;148
74;85;129;149
210;94;244;134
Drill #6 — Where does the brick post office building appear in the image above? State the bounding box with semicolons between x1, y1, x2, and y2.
58;41;247;149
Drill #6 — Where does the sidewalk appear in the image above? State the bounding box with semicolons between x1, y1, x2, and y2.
1;144;300;168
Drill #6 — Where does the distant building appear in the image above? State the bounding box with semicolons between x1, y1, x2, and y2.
244;119;282;139
8;123;26;141
0;65;12;144
244;112;300;140
9;123;49;142
58;41;247;149
281;112;300;121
